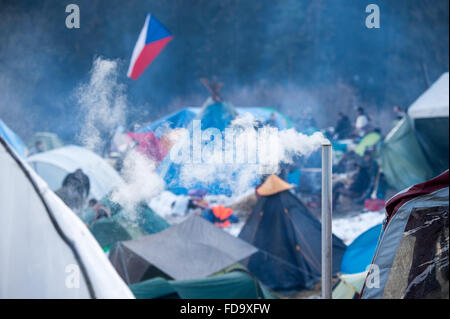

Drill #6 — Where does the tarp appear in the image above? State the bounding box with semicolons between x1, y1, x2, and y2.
408;72;449;119
0;119;26;157
355;131;381;156
0;136;133;298
239;175;347;291
378;117;435;190
109;215;257;284
340;224;383;274
130;271;275;299
332;272;367;299
361;170;449;299
27;145;125;200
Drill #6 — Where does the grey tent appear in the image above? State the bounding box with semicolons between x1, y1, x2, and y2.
109;215;257;285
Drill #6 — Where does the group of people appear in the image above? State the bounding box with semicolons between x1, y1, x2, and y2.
333;107;375;140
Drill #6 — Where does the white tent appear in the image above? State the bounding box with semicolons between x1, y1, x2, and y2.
27;145;124;200
408;72;449;119
0;137;134;298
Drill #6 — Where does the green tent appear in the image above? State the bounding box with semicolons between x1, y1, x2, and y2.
100;196;170;235
378;116;435;190
89;218;133;249
378;72;448;191
130;271;275;299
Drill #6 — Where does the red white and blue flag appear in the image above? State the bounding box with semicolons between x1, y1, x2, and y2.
127;14;173;80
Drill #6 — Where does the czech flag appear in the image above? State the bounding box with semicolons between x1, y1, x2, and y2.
127;14;173;80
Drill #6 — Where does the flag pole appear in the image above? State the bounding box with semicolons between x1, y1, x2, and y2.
321;142;333;299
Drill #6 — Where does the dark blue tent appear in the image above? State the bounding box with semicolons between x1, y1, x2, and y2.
239;174;347;291
340;223;383;274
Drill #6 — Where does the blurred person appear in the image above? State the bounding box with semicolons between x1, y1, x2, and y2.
55;169;90;213
333;160;370;209
264;112;278;128
334;112;352;140
29;140;45;155
354;107;369;137
393;105;406;120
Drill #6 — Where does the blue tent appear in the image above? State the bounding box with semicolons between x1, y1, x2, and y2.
340;223;383;274
138;108;198;137
142;102;293;195
139;106;291;136
157;101;259;196
0;119;26;157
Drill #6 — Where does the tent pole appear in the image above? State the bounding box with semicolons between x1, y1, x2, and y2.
321;142;333;299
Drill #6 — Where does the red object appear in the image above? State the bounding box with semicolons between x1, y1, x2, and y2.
212;205;233;228
127;131;167;162
127;14;173;80
385;170;449;223
364;198;385;212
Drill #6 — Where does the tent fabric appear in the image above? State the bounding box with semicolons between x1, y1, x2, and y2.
139;106;292;136
0;136;133;298
257;174;294;196
89;218;134;249
195;99;237;131
407;72;449;176
239;188;347;291
156;101;261;196
414;117;449;175
377;117;435;190
0;119;27;157
130;271;274;299
407;72;449;119
145;102;293;195
354;132;381;156
126;131;167;162
27;145;124;200
109;215;258;284
101;197;170;235
138;108;199;136
332;272;367;299
361;170;449;299
340;224;383;274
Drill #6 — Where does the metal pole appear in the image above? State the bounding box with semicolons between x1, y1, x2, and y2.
321;142;332;299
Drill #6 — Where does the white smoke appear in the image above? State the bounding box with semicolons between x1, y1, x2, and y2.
76;57;126;154
110;150;165;215
76;57;166;213
170;113;328;197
